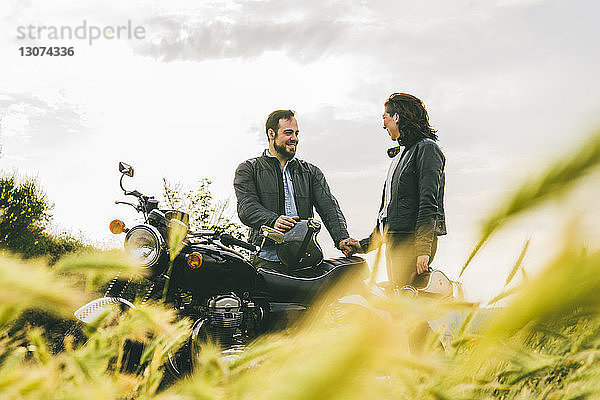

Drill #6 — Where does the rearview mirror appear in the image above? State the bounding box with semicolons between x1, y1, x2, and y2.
119;162;134;177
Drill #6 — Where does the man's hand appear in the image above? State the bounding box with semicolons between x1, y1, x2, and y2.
416;254;430;275
339;238;361;256
274;215;299;232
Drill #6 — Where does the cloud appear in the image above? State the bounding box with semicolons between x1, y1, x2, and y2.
0;92;87;155
298;105;388;171
1;0;33;24
135;0;362;63
132;0;600;146
132;0;561;68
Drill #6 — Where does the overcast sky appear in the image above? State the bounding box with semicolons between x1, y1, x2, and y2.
2;0;599;302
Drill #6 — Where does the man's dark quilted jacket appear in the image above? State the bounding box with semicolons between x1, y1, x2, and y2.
234;154;349;248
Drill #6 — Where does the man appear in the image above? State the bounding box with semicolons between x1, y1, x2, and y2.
234;109;356;272
351;93;447;289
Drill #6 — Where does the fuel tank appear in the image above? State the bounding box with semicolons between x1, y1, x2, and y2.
172;243;257;294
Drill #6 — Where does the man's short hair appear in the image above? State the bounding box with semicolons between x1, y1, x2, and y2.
265;110;295;138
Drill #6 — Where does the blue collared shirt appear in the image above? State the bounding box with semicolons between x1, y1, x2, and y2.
260;149;298;262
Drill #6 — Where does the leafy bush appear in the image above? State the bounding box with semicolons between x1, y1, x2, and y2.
0;174;87;262
0;175;48;251
162;177;248;238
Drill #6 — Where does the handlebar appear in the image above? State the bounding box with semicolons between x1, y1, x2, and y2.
219;233;258;252
117;187;158;219
188;230;216;237
125;189;143;198
115;200;140;211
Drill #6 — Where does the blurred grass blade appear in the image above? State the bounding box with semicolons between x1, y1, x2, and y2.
167;219;187;262
505;238;530;287
0;256;86;325
54;250;141;279
367;245;382;288
460;233;491;277
482;246;600;343
461;130;600;276
487;286;519;306
163;220;188;299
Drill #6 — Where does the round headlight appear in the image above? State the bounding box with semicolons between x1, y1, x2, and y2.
124;225;164;268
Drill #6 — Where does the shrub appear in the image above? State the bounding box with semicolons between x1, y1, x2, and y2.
0;174;87;262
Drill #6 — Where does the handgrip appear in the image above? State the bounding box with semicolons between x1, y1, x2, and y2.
125;190;143;198
220;233;257;252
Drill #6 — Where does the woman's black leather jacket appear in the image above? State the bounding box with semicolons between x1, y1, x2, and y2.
360;138;446;256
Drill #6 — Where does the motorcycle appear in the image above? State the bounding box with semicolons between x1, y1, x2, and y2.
74;162;369;378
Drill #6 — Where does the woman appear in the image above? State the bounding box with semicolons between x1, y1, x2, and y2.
357;93;447;289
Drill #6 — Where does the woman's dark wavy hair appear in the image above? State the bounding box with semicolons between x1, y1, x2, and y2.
385;93;438;145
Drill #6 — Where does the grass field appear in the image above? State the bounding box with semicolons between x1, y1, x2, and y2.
1;131;600;399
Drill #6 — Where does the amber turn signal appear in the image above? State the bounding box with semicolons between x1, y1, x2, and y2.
186;252;203;269
109;219;125;234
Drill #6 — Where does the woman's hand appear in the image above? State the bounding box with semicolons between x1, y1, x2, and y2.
339;238;361;256
416;254;430;275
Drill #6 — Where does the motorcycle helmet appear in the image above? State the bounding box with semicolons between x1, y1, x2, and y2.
411;269;453;298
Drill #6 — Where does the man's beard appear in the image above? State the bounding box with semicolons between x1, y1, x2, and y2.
274;141;296;159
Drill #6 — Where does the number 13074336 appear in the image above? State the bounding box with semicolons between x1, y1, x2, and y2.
19;47;75;56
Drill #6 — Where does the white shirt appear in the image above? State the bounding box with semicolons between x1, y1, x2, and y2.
378;150;404;229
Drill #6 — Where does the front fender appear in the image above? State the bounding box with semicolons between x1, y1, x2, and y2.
74;296;135;324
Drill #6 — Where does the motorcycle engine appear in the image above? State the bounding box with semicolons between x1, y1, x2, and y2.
206;293;243;346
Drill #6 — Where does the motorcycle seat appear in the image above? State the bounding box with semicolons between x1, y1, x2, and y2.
257;256;368;303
